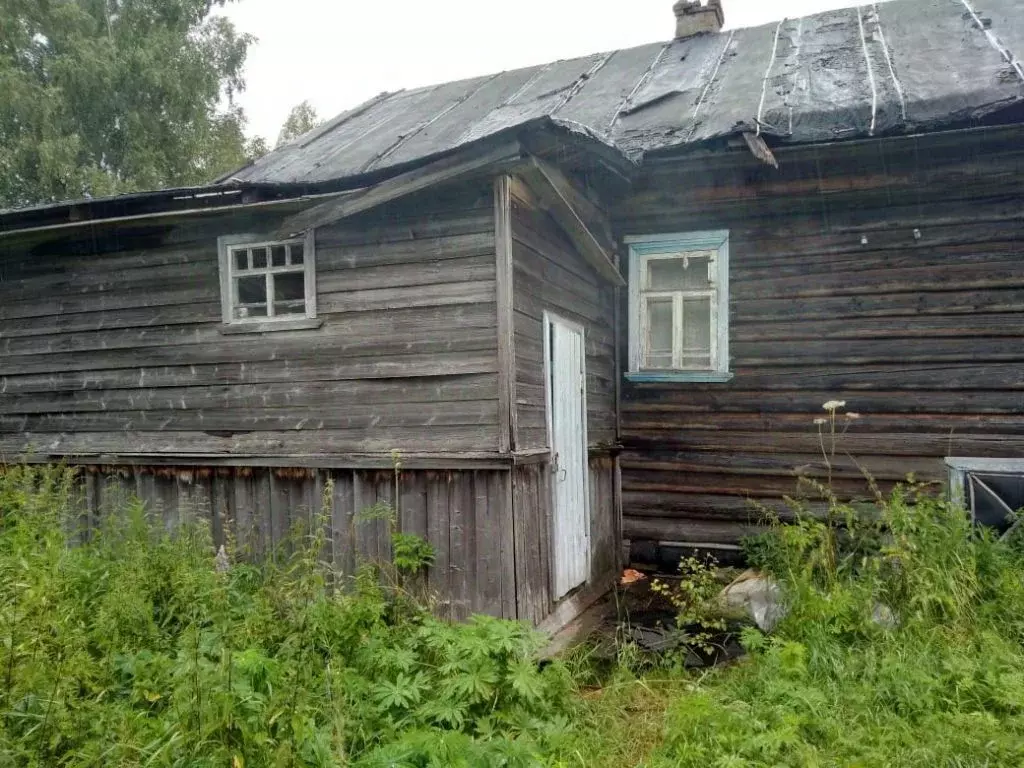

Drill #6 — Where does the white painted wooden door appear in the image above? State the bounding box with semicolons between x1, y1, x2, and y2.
545;313;590;599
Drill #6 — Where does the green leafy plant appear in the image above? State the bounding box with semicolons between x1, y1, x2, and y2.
355;451;436;588
0;464;573;767
650;556;727;655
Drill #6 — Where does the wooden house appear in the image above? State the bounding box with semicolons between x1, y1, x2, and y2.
1;0;1023;625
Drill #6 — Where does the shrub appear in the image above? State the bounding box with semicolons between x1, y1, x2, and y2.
0;465;573;767
647;482;1024;767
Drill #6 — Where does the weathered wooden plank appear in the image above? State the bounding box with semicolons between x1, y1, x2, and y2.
426;472;452;619
0;302;498;359
0;354;499;395
330;471;357;579
0;400;500;433
512;466;535;623
733;289;1024;324
448;472;471;621
0;302;222;340
211;474;230;549
3;426;501;458
495;470;518;620
472;471;501;616
623;389;1024;414
514;160;623;286
495;175;515;453
0;373;499;415
0;326;498;375
276;141;522;235
622;412;1024;435
624;516;767;545
732;313;1024;343
533;464;553;623
622;430;1024;457
316;210;494;250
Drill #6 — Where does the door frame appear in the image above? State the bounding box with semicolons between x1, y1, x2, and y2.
542;310;591;597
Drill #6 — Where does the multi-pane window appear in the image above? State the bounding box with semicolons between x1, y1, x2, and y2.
217;233;316;325
626;231;730;380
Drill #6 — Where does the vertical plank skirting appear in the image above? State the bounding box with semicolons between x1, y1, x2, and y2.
68;461;617;626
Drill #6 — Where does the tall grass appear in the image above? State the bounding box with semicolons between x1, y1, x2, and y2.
3;461;1024;767
642;481;1024;767
0;465;573;767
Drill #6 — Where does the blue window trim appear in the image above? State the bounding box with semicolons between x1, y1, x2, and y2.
625;371;734;384
624;230;731;384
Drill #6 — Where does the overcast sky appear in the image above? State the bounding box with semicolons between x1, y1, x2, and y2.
222;0;879;143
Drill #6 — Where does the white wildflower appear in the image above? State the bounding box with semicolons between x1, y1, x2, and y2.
822;400;846;412
813;417;827;425
845;412;861;420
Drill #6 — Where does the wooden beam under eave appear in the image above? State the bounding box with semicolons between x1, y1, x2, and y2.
274;141;525;237
516;157;625;287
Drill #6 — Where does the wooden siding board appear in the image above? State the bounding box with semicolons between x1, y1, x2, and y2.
448;472;471;621
330;471;357;580
70;464;519;619
617;131;1024;551
0;189;501;459
509;184;618;452
426;472;452;619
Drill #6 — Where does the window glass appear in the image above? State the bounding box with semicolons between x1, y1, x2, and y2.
221;236;314;324
273;273;306;315
647;252;713;291
645;298;674;369
681;297;712;368
628;233;728;376
235;275;268;318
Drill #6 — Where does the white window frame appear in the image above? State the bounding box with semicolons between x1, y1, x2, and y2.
624;230;731;383
217;232;317;328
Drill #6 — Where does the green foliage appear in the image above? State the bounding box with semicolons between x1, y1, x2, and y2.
0;465;573;766
391;533;435;575
650;556;727;654
0;0;257;208
277;101;323;147
644;485;1024;767
354;452;435;582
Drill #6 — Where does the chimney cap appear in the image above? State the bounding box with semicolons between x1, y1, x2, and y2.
673;0;725;39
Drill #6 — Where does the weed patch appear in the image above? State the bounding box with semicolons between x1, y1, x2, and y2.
0;465;573;767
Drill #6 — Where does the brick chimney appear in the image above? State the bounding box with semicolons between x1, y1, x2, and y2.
673;0;724;38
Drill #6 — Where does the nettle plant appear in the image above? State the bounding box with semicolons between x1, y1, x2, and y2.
0;463;574;767
355;451;436;587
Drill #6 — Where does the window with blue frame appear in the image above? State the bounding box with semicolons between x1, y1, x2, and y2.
625;230;731;383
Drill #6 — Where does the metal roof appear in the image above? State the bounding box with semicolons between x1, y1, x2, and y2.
229;0;1024;186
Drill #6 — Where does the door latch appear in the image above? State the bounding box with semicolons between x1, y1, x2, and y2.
550;453;567;481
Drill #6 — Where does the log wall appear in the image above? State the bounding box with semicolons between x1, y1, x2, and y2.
0;183;500;459
614;125;1024;555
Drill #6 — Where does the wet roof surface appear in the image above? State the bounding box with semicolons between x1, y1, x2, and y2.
229;0;1024;185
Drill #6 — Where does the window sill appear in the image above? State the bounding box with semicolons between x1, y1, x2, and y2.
625;371;734;383
218;317;323;335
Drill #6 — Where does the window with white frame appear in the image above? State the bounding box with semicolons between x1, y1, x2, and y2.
625;231;730;380
217;233;316;325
